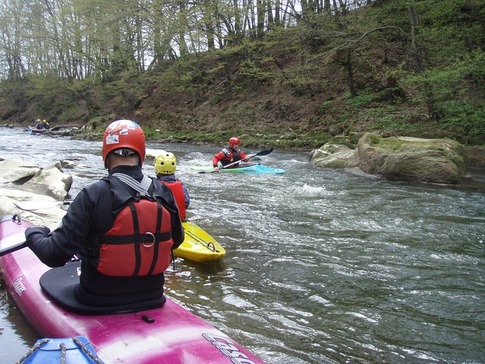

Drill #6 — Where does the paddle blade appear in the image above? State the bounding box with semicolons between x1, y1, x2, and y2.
0;232;27;256
254;147;274;157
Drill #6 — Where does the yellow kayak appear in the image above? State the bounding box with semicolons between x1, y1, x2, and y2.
173;221;226;263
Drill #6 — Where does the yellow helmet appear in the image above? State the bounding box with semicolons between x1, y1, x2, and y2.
154;151;177;175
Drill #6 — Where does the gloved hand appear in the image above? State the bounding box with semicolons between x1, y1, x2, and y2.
25;226;50;243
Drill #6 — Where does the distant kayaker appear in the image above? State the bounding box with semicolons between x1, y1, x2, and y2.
34;118;44;129
34;118;50;129
212;137;250;171
24;119;184;309
154;150;190;221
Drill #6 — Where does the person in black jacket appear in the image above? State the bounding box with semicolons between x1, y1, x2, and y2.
25;119;184;308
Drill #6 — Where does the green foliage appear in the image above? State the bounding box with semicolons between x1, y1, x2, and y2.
238;60;273;83
1;0;484;148
316;100;335;116
404;49;485;137
24;75;76;120
415;0;484;63
370;115;405;133
439;101;485;137
344;89;376;110
286;77;322;97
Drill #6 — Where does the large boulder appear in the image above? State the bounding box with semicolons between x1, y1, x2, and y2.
309;143;358;169
0;158;73;200
0;158;40;185
0;158;73;228
18;161;73;200
0;188;67;229
357;133;467;184
310;133;471;184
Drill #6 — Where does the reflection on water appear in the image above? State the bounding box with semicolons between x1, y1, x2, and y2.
1;128;484;363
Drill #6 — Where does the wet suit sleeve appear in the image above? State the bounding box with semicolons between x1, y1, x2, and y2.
169;208;184;250
25;193;91;267
212;151;225;168
25;182;112;267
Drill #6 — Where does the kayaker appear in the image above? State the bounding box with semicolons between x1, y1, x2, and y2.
154;150;190;221
212;137;250;171
34;118;44;129
24;119;184;308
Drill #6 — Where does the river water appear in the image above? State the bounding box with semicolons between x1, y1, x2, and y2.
0;127;484;364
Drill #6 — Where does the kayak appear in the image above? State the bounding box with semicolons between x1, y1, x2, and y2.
195;163;286;175
17;336;104;364
174;221;226;263
29;126;50;134
0;215;265;364
221;164;285;174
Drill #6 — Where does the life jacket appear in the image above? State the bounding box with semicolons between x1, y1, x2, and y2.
160;180;187;221
220;148;243;166
95;175;174;277
221;148;232;160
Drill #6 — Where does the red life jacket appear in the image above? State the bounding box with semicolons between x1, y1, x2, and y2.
96;198;174;277
219;148;246;167
162;180;187;221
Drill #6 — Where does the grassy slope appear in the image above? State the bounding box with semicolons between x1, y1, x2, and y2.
0;0;484;149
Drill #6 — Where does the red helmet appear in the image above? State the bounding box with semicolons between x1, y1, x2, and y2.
229;137;241;148
102;120;146;166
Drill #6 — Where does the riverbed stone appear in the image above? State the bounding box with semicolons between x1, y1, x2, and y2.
309;144;358;168
0;159;73;226
0;188;67;229
0;158;40;185
310;133;471;184
17;162;73;200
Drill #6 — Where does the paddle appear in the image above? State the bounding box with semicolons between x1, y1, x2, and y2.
0;200;71;255
14;200;71;211
199;147;274;174
0;215;27;256
0;232;27;256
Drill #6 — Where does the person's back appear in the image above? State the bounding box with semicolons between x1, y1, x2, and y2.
25;120;184;308
154;151;190;221
35;119;44;129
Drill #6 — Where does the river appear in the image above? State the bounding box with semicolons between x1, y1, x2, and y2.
0;127;484;364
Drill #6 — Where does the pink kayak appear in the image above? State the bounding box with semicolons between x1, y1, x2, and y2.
0;215;265;364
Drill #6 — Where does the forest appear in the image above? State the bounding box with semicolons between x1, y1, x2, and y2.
0;0;484;148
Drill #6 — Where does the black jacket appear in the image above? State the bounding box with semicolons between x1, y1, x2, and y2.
26;165;184;306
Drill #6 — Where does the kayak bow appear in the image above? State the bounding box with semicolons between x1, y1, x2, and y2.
174;221;226;263
17;336;104;364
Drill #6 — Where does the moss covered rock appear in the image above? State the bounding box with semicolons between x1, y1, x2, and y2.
311;133;472;184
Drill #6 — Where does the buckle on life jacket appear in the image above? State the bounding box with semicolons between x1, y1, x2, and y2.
143;232;155;248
